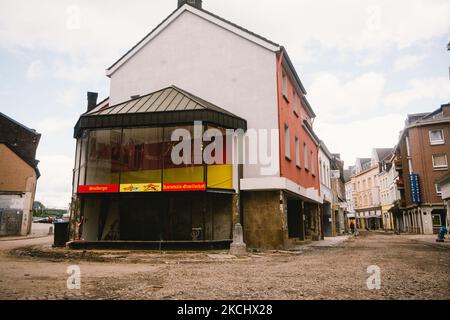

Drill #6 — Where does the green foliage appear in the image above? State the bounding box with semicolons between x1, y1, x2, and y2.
32;201;66;218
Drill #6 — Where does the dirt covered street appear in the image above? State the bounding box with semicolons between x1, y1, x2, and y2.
0;232;449;300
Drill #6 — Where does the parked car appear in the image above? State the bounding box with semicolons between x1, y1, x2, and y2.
33;217;47;223
35;217;55;224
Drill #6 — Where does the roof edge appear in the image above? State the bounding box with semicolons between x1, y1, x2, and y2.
106;4;280;77
0;112;41;137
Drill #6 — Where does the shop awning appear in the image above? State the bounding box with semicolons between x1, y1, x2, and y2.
74;86;247;138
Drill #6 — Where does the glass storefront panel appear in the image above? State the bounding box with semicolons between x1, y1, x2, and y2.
205;125;233;190
72;138;82;193
162;126;204;184
120;127;163;184
79;130;89;186
77;124;233;191
85;129;121;185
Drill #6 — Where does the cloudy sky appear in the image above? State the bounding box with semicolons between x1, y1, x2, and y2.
1;0;449;208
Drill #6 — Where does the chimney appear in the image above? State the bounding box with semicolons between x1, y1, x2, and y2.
87;92;98;111
178;0;202;9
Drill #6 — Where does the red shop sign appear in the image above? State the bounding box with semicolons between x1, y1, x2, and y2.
163;182;206;192
78;184;119;194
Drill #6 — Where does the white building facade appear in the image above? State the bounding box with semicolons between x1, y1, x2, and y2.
319;143;333;237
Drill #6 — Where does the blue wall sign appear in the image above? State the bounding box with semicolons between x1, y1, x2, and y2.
409;173;421;204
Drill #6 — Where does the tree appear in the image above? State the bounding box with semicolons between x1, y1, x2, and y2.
33;201;46;217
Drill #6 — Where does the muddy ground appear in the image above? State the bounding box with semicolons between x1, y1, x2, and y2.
0;232;449;300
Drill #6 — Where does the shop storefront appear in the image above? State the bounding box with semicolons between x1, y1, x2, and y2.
70;87;246;246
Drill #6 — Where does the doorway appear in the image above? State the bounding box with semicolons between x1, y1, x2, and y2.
287;199;302;239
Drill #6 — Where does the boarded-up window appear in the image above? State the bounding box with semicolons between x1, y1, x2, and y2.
432;154;448;169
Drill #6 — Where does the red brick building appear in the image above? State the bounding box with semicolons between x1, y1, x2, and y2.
394;104;450;234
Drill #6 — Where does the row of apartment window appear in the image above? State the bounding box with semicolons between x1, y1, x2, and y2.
284;124;315;176
380;187;398;206
354;193;374;208
282;70;311;124
352;176;377;192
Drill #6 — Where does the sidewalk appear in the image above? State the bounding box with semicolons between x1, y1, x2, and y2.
0;223;52;242
308;236;351;247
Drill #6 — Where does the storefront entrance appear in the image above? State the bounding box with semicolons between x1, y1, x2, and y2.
80;192;233;242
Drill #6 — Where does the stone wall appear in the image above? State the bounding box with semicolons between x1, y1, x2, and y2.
242;191;288;250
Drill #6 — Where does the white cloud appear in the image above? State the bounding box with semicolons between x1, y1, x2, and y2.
394;54;426;71
383;77;450;110
308;72;386;120
210;0;450;64
315;114;405;166
25;60;46;80
35;154;73;209
1;0;449;69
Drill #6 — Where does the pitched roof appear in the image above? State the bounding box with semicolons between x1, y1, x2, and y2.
358;158;370;166
84;97;110;116
0;112;39;136
358;158;371;171
343;169;352;183
374;148;393;162
86;86;241;118
74;86;247;137
106;4;280;76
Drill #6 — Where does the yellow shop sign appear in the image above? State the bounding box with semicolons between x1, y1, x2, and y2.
120;183;162;193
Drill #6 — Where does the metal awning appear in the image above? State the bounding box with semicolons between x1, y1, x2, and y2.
74;86;247;138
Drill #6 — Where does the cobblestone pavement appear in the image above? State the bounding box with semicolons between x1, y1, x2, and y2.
0;232;449;300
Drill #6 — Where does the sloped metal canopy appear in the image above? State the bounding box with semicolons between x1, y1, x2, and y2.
74;86;247;138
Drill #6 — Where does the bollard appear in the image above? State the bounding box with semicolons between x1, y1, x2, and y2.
229;223;247;256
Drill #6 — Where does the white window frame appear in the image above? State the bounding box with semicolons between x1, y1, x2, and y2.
436;184;442;196
282;70;288;100
304;143;308;170
284;124;291;160
432;154;448;170
295;137;301;168
293;91;299;116
429;129;445;145
311;152;315;176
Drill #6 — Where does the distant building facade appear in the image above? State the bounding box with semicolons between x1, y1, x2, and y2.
352;149;392;230
330;154;346;235
319;142;333;237
0;112;40;236
344;167;356;230
377;153;400;231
